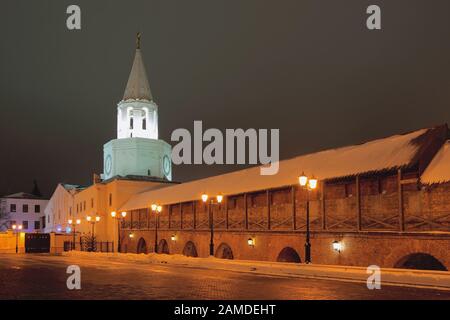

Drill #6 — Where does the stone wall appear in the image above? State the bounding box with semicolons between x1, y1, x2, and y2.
120;172;450;269
121;229;450;270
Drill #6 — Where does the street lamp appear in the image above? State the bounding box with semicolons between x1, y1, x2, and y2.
67;218;81;250
298;172;318;264
86;215;101;251
332;240;342;253
111;211;127;253
151;204;162;253
201;193;223;256
12;224;22;253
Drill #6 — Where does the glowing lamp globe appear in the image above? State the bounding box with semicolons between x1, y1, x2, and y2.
332;241;342;252
299;174;308;187
309;178;318;190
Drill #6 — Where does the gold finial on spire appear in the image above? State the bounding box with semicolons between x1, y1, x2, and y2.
136;32;141;49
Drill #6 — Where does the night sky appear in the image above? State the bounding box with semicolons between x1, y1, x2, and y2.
1;0;450;197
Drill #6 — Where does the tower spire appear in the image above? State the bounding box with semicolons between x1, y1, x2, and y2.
136;32;141;49
123;33;152;101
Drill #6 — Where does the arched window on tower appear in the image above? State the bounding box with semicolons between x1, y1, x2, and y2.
130;117;134;129
142;118;146;130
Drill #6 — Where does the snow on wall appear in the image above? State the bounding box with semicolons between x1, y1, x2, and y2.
120;128;429;210
421;140;450;184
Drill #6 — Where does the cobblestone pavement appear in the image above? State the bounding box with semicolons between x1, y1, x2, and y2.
0;254;449;300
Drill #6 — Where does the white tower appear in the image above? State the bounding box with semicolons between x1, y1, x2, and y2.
117;35;158;140
103;33;172;181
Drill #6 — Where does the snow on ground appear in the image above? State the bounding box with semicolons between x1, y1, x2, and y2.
63;251;450;290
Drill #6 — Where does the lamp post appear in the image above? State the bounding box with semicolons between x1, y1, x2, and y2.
11;224;22;253
151;204;162;253
86;215;101;251
298;173;318;264
201;193;223;256
111;211;127;253
67;218;81;250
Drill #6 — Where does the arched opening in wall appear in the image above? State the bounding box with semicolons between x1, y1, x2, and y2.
158;239;169;254
277;247;301;263
182;241;198;257
215;243;234;259
136;237;147;254
394;253;447;271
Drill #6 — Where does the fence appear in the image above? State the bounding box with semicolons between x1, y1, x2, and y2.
64;240;115;253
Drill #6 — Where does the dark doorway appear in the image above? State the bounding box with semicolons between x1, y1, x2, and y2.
25;233;50;253
215;243;234;259
158;239;169;254
277;247;301;263
395;253;447;271
136;237;147;254
182;241;198;257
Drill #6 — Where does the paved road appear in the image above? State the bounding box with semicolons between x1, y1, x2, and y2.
0;254;449;300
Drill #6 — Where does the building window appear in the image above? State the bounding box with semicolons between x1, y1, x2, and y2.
22;221;28;230
142;118;146;130
130;117;134;129
35;205;40;213
10;204;16;212
23;204;28;213
91;198;94;208
109;193;112;206
47;215;50;223
34;221;40;230
83;201;86;211
69;207;72;217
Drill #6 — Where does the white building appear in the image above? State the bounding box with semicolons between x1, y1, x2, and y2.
43;183;84;233
0;192;48;233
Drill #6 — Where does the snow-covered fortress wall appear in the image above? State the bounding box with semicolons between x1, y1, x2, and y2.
119;125;450;270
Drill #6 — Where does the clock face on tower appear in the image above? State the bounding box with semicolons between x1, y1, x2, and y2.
105;154;112;176
163;154;171;178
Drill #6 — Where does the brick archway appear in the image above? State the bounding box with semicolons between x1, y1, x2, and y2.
182;241;198;257
215;243;234;259
394;252;447;271
277;247;301;263
137;237;147;254
158;239;169;254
